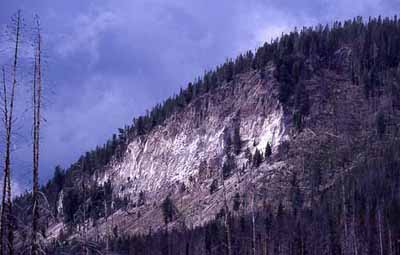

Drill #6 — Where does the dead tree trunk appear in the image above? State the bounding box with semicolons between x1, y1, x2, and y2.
31;15;42;255
0;67;8;255
377;201;384;255
0;10;21;255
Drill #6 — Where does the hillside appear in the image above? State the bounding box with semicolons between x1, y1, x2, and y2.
12;16;400;255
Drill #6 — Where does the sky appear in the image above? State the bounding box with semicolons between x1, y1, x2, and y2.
0;0;399;194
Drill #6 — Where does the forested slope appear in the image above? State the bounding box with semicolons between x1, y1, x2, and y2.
12;15;400;255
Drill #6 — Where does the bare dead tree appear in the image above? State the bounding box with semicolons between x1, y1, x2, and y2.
31;14;42;255
0;66;8;255
0;10;21;255
377;199;384;255
15;190;54;255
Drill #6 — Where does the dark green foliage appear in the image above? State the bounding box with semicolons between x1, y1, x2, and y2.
137;191;145;207
293;111;303;131
289;173;303;216
245;148;252;163
114;196;129;211
62;179;116;226
222;155;236;179
161;196;175;225
376;111;386;137
43;165;66;217
275;56;303;103
89;181;112;220
63;189;81;224
179;183;186;193
265;142;272;158
252;149;263;167
223;130;232;155
233;126;242;155
53;166;65;190
232;192;241;212
209;179;218;194
294;82;310;116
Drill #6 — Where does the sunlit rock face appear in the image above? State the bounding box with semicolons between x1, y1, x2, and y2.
67;51;367;237
100;65;286;196
90;65;289;234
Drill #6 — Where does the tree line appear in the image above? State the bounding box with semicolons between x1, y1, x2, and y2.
48;134;400;255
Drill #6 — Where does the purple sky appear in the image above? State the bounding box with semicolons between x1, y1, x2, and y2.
0;0;399;194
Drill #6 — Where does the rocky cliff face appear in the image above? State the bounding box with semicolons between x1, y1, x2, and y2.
74;46;387;239
80;64;290;236
23;17;400;254
46;46;385;241
102;65;285;192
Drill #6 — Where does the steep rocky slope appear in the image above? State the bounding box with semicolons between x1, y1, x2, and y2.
51;63;290;238
12;16;400;255
100;65;285;194
54;47;373;239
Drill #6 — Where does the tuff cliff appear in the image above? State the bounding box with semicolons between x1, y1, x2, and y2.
13;16;400;255
54;63;290;238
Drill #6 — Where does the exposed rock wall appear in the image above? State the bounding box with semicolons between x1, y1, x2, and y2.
90;65;290;235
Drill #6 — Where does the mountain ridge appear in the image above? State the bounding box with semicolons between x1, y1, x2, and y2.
12;15;400;254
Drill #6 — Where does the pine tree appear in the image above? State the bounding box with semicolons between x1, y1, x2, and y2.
209;179;218;194
265;143;272;158
31;15;43;255
138;191;145;206
253;149;263;168
376;112;386;138
222;155;235;179
289;173;303;216
162;196;175;225
233;126;241;155
224;130;232;155
233;193;241;212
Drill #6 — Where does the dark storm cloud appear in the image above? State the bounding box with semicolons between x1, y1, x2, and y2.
0;0;398;193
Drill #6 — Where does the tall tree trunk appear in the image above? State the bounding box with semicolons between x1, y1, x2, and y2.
6;173;12;255
0;10;21;255
31;15;42;255
388;228;393;255
377;202;384;255
0;67;8;255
